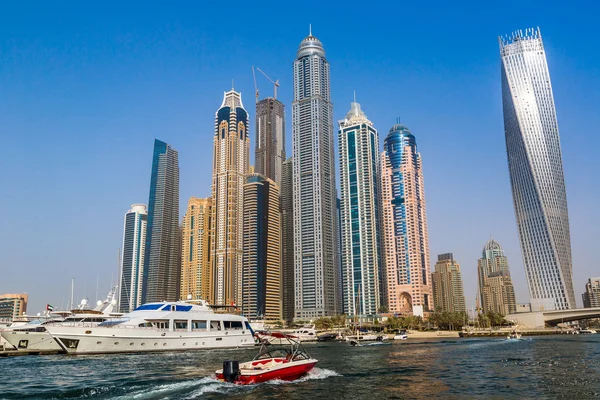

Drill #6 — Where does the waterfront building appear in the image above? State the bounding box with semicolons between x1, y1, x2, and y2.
477;239;516;315
281;157;295;322
211;89;250;306
380;124;432;316
119;204;148;312
0;293;28;320
242;174;281;321
431;253;466;313
500;28;575;311
180;197;213;303
142;139;180;303
292;30;340;318
338;101;381;316
255;97;285;186
582;277;600;308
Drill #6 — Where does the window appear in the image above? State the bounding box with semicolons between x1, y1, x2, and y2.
174;320;188;330
192;320;207;330
134;304;163;311
223;321;243;330
210;321;221;331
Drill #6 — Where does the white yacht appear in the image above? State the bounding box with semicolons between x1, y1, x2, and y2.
45;300;255;354
2;290;120;352
291;325;318;342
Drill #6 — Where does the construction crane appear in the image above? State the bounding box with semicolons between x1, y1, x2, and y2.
252;66;259;104
256;67;279;100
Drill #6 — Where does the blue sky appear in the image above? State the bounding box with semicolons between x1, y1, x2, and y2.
1;1;598;313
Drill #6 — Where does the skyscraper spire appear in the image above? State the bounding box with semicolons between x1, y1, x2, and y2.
309;23;312;36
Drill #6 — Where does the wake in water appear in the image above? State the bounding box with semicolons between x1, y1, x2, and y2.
111;368;341;399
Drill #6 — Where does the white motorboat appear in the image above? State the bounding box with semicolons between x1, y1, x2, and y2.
394;334;408;340
45;300;255;354
579;329;597;334
2;293;121;352
289;325;318;342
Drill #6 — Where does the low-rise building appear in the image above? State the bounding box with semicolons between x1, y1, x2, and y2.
0;293;28;320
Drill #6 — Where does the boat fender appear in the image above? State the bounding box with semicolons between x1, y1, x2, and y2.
222;360;240;383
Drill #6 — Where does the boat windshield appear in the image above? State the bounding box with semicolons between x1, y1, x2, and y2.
97;318;129;327
253;346;310;362
134;304;164;311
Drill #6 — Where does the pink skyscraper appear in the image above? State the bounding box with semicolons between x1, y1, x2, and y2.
380;124;433;316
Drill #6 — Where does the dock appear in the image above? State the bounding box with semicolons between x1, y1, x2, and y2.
0;349;65;357
459;329;566;337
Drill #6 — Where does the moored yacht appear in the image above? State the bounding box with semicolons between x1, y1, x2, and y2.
2;290;120;352
45;300;255;354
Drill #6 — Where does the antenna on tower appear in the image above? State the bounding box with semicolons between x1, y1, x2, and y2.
353;90;356;103
309;23;312;36
252;66;259;104
256;67;280;100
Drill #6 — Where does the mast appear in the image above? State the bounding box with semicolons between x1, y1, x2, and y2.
70;278;74;310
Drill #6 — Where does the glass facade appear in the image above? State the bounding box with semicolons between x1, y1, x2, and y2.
119;204;147;312
292;32;340;318
338;102;381;316
500;28;575;310
142;139;180;304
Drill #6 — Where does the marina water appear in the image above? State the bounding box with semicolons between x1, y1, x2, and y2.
2;335;599;399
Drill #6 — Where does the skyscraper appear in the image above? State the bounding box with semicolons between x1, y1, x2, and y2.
0;294;28;320
292;30;340;318
255;97;285;186
500;28;575;311
582;277;600;308
380;124;432;316
431;253;466;313
338;101;381;316
119;204;148;312
143;139;180;303
180;197;212;302
281;157;295;322
242;174;281;321
211;89;249;306
477;239;516;315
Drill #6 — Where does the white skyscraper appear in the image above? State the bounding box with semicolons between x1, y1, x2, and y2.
119;204;148;313
292;30;340;318
338;101;381;316
500;27;575;310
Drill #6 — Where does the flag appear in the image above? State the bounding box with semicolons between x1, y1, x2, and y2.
46;304;54;311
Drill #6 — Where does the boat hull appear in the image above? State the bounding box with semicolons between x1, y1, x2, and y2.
216;359;318;385
46;326;255;354
1;331;62;351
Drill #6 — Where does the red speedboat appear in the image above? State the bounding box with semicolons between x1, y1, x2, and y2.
215;332;318;385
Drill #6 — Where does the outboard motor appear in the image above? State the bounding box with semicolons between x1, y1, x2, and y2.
222;360;240;383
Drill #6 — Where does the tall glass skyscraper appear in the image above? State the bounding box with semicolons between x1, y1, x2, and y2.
500;28;575;310
211;89;249;306
119;204;147;312
281;157;295;322
255;97;285;186
242;174;281;321
380;124;432;316
338;101;381;316
142;139;180;303
292;30;340;318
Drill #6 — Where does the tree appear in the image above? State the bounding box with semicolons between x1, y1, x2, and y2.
378;305;389;314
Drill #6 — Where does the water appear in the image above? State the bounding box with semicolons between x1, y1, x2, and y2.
2;335;600;399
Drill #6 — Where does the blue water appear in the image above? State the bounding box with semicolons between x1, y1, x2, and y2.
2;335;599;399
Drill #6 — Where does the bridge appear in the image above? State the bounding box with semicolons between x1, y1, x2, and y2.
506;308;600;328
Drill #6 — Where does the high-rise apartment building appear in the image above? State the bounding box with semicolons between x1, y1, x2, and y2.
500;28;575;311
281;157;294;322
338;101;381;316
180;197;212;302
119;204;148;312
242;174;281;321
142;139;180;303
380;124;432;316
431;253;466;313
582;277;600;308
0;294;28;320
477;239;516;315
292;30;340;318
255;98;285;186
211;89;249;306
